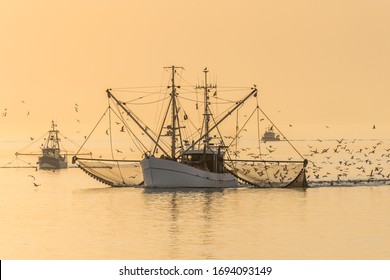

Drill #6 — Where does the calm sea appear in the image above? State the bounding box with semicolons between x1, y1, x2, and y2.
1;140;390;260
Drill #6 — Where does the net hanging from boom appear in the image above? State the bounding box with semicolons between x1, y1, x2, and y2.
74;69;308;188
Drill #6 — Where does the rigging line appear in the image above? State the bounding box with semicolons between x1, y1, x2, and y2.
178;95;235;105
16;131;48;154
58;133;92;154
16;156;35;167
123;96;170;105
114;89;166;95
226;105;257;149
175;88;199;94
255;97;263;157
108;90;171;157
110;86;163;90
217;86;252;89
214;88;251;93
108;104;115;160
235;107;239;162
75;107;110;156
154;68;169;134
154;68;169;138
175;98;201;142
118;102;171;151
213;96;237;103
209;110;227;150
175;71;197;88
110;101;149;154
182;88;258;154
2;156;34;168
122;92;163;103
255;105;272;186
175;101;184;158
152;99;172;155
257;106;305;160
107;106;126;185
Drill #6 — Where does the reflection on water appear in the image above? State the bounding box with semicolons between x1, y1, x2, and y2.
0;167;390;260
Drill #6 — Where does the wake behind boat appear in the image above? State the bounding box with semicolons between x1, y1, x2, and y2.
73;66;308;188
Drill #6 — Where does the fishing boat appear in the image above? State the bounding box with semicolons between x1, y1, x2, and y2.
261;126;280;142
73;66;308;188
38;121;68;169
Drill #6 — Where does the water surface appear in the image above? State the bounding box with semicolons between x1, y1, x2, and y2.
0;167;389;259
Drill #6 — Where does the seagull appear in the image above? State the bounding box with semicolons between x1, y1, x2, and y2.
30;137;34;141
28;175;36;180
120;126;125;132
372;125;376;129
116;149;123;153
33;182;40;187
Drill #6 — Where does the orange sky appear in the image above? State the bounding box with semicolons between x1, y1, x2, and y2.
1;0;390;141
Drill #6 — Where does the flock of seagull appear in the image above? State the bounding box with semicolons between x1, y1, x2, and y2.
303;138;390;185
2;101;389;188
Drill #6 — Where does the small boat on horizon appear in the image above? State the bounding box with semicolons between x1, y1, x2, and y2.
261;126;280;142
38;121;68;170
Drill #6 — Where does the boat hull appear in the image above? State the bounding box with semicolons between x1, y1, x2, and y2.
141;156;238;188
38;155;68;170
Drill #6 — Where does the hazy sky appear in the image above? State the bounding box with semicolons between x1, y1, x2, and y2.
1;0;390;141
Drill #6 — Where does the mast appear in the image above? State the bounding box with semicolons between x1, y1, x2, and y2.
164;65;183;160
170;66;177;159
45;120;60;150
196;68;216;149
180;87;258;156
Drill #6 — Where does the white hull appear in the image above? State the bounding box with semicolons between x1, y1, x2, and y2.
141;156;238;188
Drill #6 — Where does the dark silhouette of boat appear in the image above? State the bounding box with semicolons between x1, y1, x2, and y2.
38;121;68;169
261;126;280;142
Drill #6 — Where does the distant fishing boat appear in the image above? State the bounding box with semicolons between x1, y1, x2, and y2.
74;66;308;188
261;126;280;142
38;121;68;169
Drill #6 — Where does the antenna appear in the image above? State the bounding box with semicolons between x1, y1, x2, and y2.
195;67;217;149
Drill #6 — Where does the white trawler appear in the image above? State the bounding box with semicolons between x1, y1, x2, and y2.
73;66;308;188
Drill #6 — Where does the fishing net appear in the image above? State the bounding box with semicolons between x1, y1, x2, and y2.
75;157;143;187
72;69;309;188
226;160;308;188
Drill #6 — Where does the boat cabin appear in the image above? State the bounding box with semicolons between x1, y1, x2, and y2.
182;148;226;173
42;148;60;158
